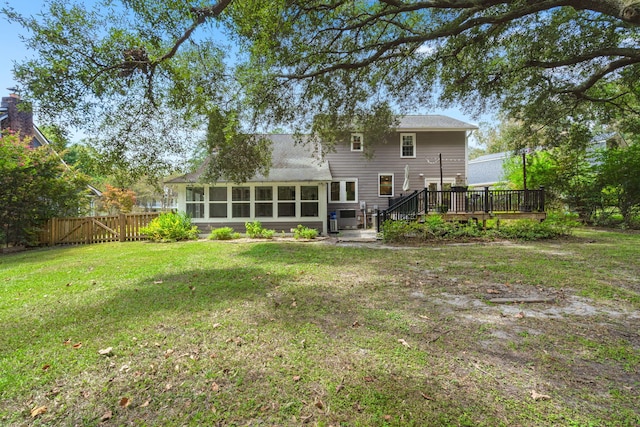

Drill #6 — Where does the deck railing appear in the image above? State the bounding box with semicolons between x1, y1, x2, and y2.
377;186;545;229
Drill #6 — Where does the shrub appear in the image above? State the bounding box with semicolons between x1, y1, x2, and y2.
141;212;199;242
381;220;417;242
245;221;275;239
497;214;578;240
208;227;240;240
293;224;318;239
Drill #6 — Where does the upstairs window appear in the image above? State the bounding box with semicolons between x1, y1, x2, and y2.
351;133;363;152
400;133;416;158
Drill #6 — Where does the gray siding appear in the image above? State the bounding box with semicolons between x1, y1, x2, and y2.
325;131;467;214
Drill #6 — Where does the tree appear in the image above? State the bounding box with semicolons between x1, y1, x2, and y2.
594;143;640;227
4;1;640;176
100;185;137;214
0;130;90;246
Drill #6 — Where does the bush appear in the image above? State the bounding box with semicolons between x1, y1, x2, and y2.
208;227;240;240
293;224;318;239
381;220;417;242
381;212;579;243
141;212;199;242
245;221;275;239
497;214;579;240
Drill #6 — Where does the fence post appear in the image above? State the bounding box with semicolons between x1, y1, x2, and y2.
539;186;545;212
484;187;490;213
49;218;56;246
119;214;126;242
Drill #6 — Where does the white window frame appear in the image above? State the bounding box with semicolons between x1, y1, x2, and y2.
378;173;394;197
329;179;358;203
350;133;364;152
400;133;416;158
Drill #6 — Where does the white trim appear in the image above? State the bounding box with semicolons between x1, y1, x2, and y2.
350;133;364;152
423;177;456;191
329;179;359;203
400;133;416;158
378;173;394;197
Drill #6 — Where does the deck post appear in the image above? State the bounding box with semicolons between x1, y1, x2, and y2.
484;187;490;213
539;186;545;212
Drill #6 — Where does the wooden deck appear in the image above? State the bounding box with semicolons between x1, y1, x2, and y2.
378;187;547;230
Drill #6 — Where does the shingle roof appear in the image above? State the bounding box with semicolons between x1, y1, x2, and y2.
397;115;478;130
166;134;332;184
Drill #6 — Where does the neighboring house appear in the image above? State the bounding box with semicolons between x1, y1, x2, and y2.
467;151;510;188
1;93;102;214
168;115;477;234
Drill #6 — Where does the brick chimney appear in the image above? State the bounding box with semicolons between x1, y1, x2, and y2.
0;93;34;139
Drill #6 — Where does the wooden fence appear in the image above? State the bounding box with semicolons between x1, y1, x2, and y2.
40;213;160;246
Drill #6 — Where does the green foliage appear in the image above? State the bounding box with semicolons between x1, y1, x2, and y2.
498;213;579;241
382;212;578;243
208;227;240;240
140;212;199;242
245;221;275;239
0;130;89;246
594;144;640;228
6;1;640;180
293;224;318;239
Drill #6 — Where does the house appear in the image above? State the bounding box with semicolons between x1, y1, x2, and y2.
467;151;509;188
167;115;477;235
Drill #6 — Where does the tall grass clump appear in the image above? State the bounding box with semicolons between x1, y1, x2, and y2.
141;212;199;242
245;221;275;238
209;227;240;240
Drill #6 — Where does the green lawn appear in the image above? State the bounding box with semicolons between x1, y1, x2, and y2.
1;230;639;426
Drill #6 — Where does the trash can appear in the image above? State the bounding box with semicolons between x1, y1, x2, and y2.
329;212;338;233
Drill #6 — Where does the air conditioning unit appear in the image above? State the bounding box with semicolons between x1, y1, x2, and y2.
337;209;358;229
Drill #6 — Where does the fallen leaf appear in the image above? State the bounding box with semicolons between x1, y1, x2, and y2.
72;342;82;349
212;323;221;329
487;289;500;294
398;338;411;348
293;375;301;382
42;364;50;371
165;383;173;391
119;397;131;408
531;390;551;401
30;406;47;418
291;300;297;307
140;400;150;408
352;320;361;328
153;280;163;284
225;308;231;313
515;312;525;319
384;415;392;421
421;392;434;400
315;400;324;410
63;338;71;345
98;347;113;356
100;410;112;421
364;376;375;382
211;382;220;392
164;348;174;358
418;315;430;320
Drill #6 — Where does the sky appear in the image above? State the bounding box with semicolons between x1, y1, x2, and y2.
1;1;490;143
